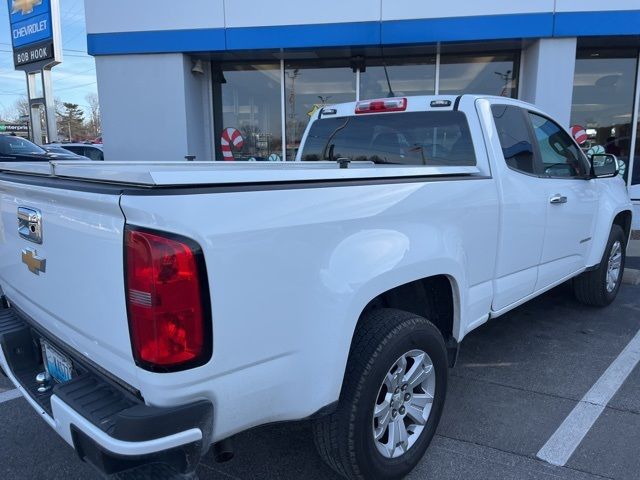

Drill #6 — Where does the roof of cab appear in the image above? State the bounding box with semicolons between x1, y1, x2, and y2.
309;94;539;122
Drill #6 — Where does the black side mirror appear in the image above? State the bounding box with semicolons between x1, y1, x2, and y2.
589;153;619;178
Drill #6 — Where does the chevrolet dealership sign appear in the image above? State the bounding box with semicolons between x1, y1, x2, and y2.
7;0;61;70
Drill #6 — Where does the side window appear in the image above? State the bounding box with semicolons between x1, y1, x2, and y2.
64;146;80;155
491;105;537;175
528;113;588;178
85;147;104;161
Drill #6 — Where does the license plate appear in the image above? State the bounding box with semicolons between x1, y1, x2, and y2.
41;340;73;384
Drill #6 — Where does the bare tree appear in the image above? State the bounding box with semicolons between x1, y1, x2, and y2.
85;92;101;138
1;97;30;122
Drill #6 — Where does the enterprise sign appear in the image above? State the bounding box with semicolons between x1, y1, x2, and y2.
6;0;60;69
0;123;29;133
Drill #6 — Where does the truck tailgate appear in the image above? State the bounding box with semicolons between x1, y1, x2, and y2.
0;179;136;387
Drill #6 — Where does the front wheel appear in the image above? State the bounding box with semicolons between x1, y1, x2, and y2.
573;224;626;307
313;309;448;480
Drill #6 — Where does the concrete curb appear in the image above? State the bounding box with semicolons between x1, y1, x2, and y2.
622;268;640;286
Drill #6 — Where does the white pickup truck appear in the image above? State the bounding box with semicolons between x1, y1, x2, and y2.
0;95;633;479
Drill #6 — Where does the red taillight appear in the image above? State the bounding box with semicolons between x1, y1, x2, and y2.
355;97;407;114
125;227;211;371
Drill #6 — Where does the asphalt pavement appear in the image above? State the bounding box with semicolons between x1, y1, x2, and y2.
1;278;639;480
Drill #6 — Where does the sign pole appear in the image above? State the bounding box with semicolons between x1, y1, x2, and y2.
26;72;42;144
43;68;57;143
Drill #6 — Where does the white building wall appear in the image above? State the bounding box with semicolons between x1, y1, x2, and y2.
84;0;225;34
96;54;212;162
519;38;577;128
555;0;637;12
182;58;214;162
84;0;636;34
382;0;554;20
225;0;379;27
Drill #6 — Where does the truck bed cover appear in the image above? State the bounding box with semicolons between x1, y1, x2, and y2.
0;161;481;187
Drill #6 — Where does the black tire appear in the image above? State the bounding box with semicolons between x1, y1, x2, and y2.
313;308;448;480
573;224;626;307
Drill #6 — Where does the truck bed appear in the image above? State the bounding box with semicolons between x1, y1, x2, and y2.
0;160;481;187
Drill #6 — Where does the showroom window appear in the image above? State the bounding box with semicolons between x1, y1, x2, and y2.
211;50;521;161
632;72;640;189
359;57;436;100
214;64;283;161
634;117;640;187
284;62;357;160
439;53;519;97
570;49;639;183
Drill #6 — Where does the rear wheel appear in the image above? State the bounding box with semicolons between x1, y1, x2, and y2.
573;224;626;307
313;309;448;479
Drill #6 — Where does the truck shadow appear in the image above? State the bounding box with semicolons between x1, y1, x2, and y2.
199;420;341;479
199;282;640;480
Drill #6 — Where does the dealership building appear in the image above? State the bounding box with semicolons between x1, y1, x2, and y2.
84;1;640;227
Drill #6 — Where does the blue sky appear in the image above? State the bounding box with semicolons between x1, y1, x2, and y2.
0;0;97;118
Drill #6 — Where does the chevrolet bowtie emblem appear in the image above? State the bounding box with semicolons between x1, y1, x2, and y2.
22;248;46;275
12;0;42;15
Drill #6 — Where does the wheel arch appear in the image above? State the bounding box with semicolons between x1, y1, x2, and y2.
358;274;460;344
613;210;633;242
587;207;633;268
334;272;464;388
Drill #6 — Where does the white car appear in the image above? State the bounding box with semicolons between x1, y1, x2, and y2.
56;142;104;161
0;95;632;479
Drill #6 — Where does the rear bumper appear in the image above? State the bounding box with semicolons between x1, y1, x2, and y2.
0;302;213;475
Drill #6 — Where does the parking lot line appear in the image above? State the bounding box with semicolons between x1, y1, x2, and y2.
537;328;640;466
0;389;22;404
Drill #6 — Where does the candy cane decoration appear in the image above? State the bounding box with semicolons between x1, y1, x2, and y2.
221;127;244;161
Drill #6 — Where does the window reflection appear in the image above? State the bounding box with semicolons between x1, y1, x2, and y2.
360;58;436;100
217;64;283;161
212;51;523;162
439;53;518;97
570;49;638;182
285;63;356;160
300;111;477;166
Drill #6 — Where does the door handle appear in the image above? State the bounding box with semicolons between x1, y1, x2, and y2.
550;194;568;204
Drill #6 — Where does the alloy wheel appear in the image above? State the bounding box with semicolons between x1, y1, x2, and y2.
372;349;436;459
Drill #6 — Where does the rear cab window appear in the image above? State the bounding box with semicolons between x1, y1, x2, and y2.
300;111;477;167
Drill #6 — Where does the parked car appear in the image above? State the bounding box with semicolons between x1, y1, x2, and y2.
57;142;104;160
0;135;79;162
42;145;89;160
0;95;632;479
